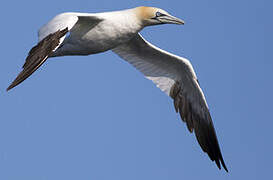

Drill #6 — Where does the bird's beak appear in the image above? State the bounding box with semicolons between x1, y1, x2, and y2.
158;14;185;25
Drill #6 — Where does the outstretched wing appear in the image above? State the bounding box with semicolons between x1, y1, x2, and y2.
7;28;68;91
7;13;102;91
112;33;228;171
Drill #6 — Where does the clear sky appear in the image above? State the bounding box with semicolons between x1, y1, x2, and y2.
1;0;272;179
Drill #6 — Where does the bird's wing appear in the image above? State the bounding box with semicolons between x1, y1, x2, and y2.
112;33;228;171
7;13;102;91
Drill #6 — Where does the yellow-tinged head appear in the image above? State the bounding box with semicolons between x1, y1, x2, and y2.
135;6;184;26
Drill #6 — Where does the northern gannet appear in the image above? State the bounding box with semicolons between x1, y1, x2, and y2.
7;6;228;171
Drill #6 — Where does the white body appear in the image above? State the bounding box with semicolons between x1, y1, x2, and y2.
39;9;143;56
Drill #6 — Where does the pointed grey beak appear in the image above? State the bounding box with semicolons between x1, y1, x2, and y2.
158;14;185;25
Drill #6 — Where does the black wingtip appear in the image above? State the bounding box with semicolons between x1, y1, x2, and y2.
6;83;16;91
213;144;228;172
220;157;229;172
224;165;229;172
218;163;228;173
7;27;69;92
6;86;12;91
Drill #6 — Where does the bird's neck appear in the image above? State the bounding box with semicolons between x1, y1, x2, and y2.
99;8;145;31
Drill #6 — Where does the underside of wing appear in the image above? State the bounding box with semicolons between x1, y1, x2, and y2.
112;34;228;171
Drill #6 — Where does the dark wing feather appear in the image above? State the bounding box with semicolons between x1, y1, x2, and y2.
7;28;68;91
170;81;228;172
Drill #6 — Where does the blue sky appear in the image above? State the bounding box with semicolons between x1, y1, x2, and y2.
1;0;272;179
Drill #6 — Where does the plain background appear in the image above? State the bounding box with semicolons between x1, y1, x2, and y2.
1;0;272;179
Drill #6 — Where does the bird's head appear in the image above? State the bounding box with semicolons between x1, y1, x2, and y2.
135;6;184;26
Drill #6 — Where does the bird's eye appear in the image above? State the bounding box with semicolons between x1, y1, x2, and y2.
156;12;163;17
152;11;166;20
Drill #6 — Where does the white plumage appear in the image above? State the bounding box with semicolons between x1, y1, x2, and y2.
7;6;228;171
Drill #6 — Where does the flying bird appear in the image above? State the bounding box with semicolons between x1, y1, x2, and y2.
7;6;228;171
